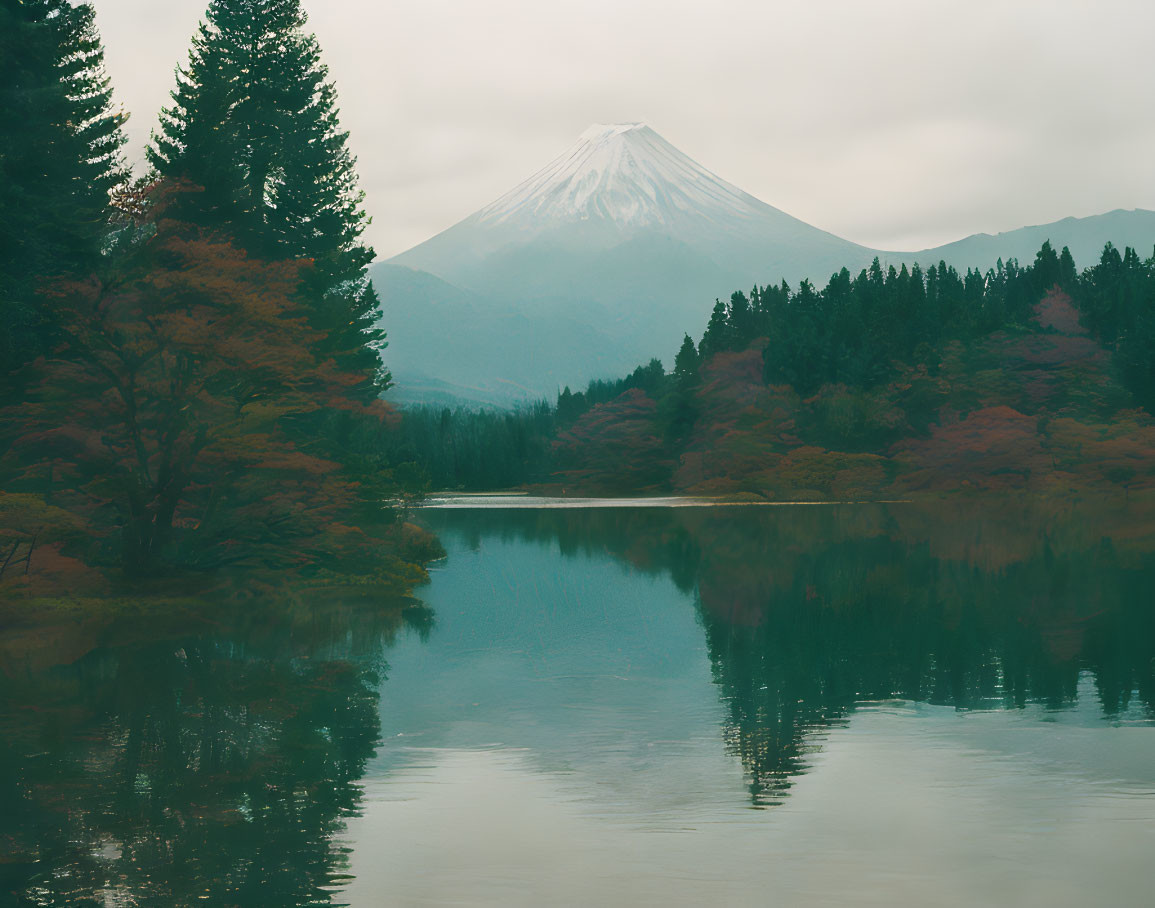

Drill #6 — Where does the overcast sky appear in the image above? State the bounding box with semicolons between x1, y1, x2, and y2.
93;0;1155;259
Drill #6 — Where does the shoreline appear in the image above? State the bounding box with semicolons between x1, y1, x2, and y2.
414;495;915;509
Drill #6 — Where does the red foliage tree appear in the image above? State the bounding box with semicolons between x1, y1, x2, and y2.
5;185;431;588
552;389;673;494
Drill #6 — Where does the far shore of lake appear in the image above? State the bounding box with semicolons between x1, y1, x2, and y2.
414;494;914;509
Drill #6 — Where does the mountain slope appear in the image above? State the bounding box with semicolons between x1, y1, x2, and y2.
392;123;875;290
377;124;1155;404
380;124;875;401
374;264;634;406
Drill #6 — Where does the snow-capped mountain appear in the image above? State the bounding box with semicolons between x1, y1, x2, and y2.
392;123;871;293
375;123;1155;404
475;123;778;229
378;123;874;402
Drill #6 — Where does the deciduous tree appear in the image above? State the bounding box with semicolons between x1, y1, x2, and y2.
8;186;417;585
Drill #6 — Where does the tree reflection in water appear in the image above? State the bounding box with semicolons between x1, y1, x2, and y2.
5;500;1155;905
1;598;431;906
431;500;1155;806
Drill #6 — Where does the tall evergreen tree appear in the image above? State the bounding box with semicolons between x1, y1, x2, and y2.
699;299;730;359
0;0;126;378
148;0;385;398
1033;239;1061;292
1059;245;1078;288
674;334;700;381
728;291;754;346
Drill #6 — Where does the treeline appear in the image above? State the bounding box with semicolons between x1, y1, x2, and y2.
391;360;678;492
756;244;1071;393
412;237;1155;494
0;0;435;594
651;242;1069;395
385;403;556;491
554;242;1074;436
557;238;1155;423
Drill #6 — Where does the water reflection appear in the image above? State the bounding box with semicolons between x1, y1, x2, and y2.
427;501;1155;805
4;501;1155;905
0;598;430;906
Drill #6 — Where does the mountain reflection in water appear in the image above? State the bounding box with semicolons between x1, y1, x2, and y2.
3;500;1154;906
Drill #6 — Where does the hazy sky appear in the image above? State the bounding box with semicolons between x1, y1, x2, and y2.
93;0;1155;259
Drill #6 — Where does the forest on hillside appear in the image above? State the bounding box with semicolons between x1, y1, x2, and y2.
393;240;1155;497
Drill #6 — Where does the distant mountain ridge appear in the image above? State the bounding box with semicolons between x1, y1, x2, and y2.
910;209;1155;274
374;124;1155;405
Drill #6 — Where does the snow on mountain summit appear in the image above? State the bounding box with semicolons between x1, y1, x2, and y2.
473;123;768;230
390;121;870;289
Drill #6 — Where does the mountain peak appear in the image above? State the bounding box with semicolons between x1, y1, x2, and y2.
472;122;768;231
578;122;649;142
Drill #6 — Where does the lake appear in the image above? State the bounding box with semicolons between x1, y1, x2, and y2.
4;501;1155;906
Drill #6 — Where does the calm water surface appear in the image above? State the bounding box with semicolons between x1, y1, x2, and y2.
4;502;1155;905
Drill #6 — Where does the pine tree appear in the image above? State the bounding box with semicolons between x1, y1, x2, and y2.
148;0;385;399
699;299;730;359
1033;239;1061;293
674;334;700;381
728;291;754;347
0;0;126;379
1059;245;1078;289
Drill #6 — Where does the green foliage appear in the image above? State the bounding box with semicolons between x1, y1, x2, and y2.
148;0;384;398
674;333;700;380
758;255;1042;393
1059;244;1078;288
388;403;557;491
417;240;1155;499
0;3;440;599
0;0;127;382
1072;242;1155;411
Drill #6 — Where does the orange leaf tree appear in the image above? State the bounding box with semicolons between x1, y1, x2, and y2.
8;185;423;586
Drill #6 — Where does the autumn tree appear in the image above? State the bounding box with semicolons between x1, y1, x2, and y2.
7;186;425;585
552;389;674;494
